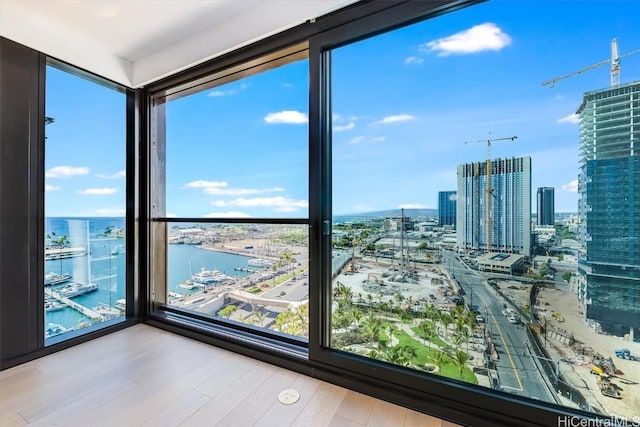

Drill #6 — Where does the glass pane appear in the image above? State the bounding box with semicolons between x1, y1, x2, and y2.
164;58;308;219
165;222;309;339
45;65;126;342
329;0;639;419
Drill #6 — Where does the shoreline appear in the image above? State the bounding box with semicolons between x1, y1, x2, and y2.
197;243;278;262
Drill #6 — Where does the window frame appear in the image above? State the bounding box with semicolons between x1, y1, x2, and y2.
146;46;313;346
140;1;609;425
41;58;140;344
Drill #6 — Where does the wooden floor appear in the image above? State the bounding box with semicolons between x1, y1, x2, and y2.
0;324;460;427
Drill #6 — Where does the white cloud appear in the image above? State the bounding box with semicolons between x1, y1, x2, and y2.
208;83;247;97
184;180;228;189
78;187;117;195
229;196;308;212
97;170;126;179
264;110;308;124
94;208;126;216
422;23;511;56
562;179;578;192
211;200;227;207
45;184;61;192
45;165;90;178
398;203;428;209
333;122;355;132
208;88;238;97
557;113;580;124
375;114;415;124
204;186;284;196
166;213;178;218
405;56;424;64
347;136;386;145
203;211;252;218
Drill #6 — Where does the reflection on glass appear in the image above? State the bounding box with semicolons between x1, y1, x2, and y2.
45;219;126;340
166;223;309;339
45;64;126;342
329;0;639;420
164;58;309;219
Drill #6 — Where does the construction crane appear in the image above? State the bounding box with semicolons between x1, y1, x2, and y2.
464;135;518;253
542;38;640;88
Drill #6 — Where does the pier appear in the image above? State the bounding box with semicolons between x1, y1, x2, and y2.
44;288;103;321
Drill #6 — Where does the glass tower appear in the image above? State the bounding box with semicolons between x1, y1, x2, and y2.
457;157;531;256
577;81;640;339
438;191;457;227
537;187;555;225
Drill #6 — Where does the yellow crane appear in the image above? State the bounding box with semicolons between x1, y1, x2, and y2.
464;135;518;252
542;38;640;88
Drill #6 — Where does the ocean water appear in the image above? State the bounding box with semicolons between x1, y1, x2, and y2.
45;218;257;334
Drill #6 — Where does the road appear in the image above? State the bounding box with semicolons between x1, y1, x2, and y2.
442;251;557;403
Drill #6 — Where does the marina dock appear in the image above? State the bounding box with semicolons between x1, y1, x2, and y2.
44;288;103;321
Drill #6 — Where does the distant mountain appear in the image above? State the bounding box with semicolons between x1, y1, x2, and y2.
334;208;438;221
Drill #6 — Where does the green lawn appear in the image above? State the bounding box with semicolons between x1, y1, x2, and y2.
395;330;478;384
411;321;452;349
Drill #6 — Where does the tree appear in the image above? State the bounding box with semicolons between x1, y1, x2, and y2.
418;321;436;349
350;308;363;332
454;350;470;379
217;304;237;318
393;292;405;309
429;350;451;374
387;322;399;346
562;271;572;282
440;313;453;340
361;313;381;346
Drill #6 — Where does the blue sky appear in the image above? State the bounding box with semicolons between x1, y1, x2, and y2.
45;0;640;218
45;66;126;217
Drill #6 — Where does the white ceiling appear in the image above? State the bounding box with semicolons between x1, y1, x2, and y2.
0;0;356;87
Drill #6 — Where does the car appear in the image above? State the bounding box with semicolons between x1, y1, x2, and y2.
279;291;286;296
507;315;519;324
475;315;485;323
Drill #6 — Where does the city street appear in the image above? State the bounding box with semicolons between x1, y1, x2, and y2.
442;251;557;403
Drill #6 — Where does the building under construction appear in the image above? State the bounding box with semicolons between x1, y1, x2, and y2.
576;81;640;339
456;157;532;256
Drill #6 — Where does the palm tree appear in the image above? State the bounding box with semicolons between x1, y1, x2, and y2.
401;345;418;368
454;350;470;379
350;308;363;332
429;350;451;374
418;321;435;349
393;292;404;309
254;308;266;327
440;313;453;341
387;322;399;346
361;313;381;346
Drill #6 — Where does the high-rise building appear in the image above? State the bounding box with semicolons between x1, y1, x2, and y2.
438;191;457;227
577;82;640;339
537;187;555;225
457;157;531;256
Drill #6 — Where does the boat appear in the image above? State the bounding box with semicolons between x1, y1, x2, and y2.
191;267;231;285
110;245;123;255
57;282;99;298
179;280;200;290
45;323;72;339
44;246;87;260
247;258;274;268
93;304;123;320
44;272;72;286
45;300;67;312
